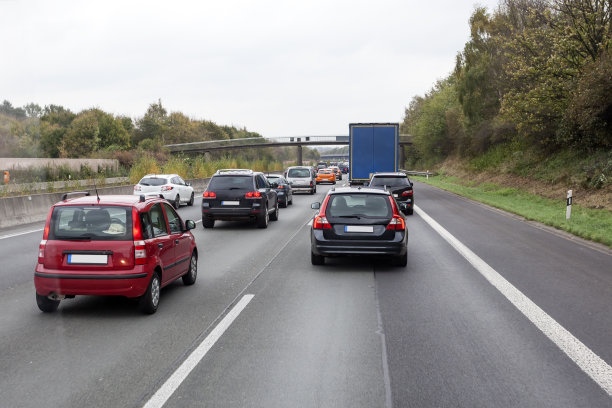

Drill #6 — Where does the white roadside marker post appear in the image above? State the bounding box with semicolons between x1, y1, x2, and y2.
566;189;572;220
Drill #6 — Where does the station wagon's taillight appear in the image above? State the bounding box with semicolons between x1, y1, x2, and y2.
386;196;405;231
38;240;47;264
402;190;413;196
312;216;331;229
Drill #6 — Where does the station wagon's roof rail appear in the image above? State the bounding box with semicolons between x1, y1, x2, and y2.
215;169;253;175
139;193;165;202
61;191;90;201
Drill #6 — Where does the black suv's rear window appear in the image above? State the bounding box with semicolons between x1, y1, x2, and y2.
327;194;391;218
49;206;132;241
207;175;253;190
370;177;410;187
288;168;311;178
139;177;168;186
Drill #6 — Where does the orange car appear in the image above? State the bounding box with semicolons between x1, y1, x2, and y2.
316;169;336;184
328;166;342;180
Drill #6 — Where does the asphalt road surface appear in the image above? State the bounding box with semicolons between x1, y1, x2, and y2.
0;181;611;407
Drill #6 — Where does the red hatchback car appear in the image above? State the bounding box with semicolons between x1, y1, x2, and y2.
34;193;198;314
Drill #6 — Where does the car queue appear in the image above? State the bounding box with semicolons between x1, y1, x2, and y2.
33;165;413;314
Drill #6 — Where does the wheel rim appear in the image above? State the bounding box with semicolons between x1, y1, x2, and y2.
190;255;197;278
151;276;160;306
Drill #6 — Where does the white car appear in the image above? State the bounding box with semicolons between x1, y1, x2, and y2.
133;174;194;208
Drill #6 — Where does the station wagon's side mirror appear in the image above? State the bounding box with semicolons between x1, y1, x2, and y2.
186;182;192;186
311;202;321;210
185;220;196;230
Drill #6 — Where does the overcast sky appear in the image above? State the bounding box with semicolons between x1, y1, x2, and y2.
1;0;500;137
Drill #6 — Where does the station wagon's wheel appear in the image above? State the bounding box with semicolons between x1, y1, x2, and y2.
188;192;194;206
280;196;288;208
311;252;325;265
36;293;60;313
174;194;180;209
257;205;269;228
139;272;160;314
393;252;408;267
182;252;197;285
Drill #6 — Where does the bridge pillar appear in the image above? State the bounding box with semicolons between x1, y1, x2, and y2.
297;145;303;166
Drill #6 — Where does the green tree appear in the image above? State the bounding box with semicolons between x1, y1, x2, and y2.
133;100;168;145
59;111;100;157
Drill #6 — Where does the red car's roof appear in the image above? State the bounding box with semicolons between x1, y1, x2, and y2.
55;194;162;208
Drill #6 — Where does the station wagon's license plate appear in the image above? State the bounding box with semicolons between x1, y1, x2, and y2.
345;225;374;233
67;254;108;265
222;201;240;206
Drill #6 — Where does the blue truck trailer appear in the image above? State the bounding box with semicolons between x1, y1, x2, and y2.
349;123;399;184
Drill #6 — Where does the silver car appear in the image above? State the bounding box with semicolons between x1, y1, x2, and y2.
133;174;195;208
285;166;316;194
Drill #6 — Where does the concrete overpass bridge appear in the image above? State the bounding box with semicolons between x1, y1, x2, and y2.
165;135;413;166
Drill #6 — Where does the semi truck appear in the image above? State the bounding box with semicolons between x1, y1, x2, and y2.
348;123;399;185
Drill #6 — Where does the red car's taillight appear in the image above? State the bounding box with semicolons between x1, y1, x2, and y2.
133;208;147;265
203;191;216;198
38;240;47;264
245;191;262;198
313;215;331;229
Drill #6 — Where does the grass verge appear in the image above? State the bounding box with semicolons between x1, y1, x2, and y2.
414;175;612;248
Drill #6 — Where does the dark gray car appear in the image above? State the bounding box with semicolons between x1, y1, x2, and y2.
310;187;408;266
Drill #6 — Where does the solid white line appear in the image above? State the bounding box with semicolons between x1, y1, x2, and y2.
0;228;44;240
414;204;612;396
143;294;255;408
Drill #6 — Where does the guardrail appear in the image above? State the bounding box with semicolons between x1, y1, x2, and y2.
401;170;437;178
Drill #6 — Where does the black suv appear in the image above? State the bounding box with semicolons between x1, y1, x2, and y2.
369;172;414;215
202;169;279;228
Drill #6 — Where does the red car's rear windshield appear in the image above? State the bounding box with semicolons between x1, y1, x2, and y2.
48;206;133;241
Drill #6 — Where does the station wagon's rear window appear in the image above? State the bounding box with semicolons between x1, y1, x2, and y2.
49;206;132;241
327;194;391;218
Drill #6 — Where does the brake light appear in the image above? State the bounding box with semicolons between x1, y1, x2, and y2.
203;191;216;198
402;190;413;196
134;240;147;265
386;216;405;230
313;195;331;229
161;186;173;191
38;240;47;264
278;185;285;189
245;191;262;198
131;208;147;265
313;216;331;229
386;196;405;231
